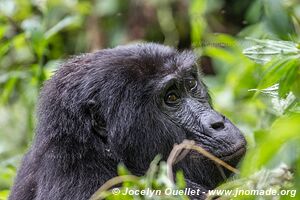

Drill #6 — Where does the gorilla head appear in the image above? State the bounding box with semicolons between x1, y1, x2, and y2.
10;43;246;200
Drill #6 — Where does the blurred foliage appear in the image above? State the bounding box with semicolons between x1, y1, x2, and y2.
91;156;190;200
0;0;300;199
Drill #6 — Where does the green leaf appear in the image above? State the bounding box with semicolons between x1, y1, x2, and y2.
0;77;18;105
258;58;298;90
279;64;299;98
0;40;11;58
189;0;207;45
241;114;300;176
245;0;263;23
204;47;236;64
243;39;300;64
263;0;295;39
175;171;186;189
21;17;46;57
291;73;300;98
45;15;81;40
0;190;9;200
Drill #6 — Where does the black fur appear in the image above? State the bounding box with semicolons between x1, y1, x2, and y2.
9;43;246;200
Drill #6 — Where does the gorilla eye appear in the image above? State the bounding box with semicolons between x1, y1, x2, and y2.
186;79;197;90
165;92;180;105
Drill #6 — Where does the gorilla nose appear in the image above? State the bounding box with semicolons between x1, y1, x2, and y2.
211;121;225;131
202;111;225;132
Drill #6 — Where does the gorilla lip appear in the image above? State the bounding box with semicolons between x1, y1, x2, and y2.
218;146;246;162
189;143;246;163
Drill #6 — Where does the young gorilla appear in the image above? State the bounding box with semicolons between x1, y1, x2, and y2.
9;43;246;200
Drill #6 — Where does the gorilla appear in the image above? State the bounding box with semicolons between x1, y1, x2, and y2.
9;43;246;200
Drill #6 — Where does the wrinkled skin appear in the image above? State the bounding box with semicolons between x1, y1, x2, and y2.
9;43;246;200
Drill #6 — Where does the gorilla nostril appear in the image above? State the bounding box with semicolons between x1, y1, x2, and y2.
211;122;225;131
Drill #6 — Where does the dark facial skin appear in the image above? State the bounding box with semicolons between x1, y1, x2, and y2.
158;67;246;188
9;43;246;200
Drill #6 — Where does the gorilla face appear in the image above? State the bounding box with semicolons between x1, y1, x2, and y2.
157;66;246;188
95;44;247;188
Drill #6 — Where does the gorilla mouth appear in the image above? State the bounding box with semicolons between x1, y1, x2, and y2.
190;142;246;164
219;146;246;162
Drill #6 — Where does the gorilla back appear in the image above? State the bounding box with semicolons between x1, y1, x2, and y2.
9;43;246;200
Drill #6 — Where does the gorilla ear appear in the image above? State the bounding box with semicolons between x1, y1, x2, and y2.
87;100;108;142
